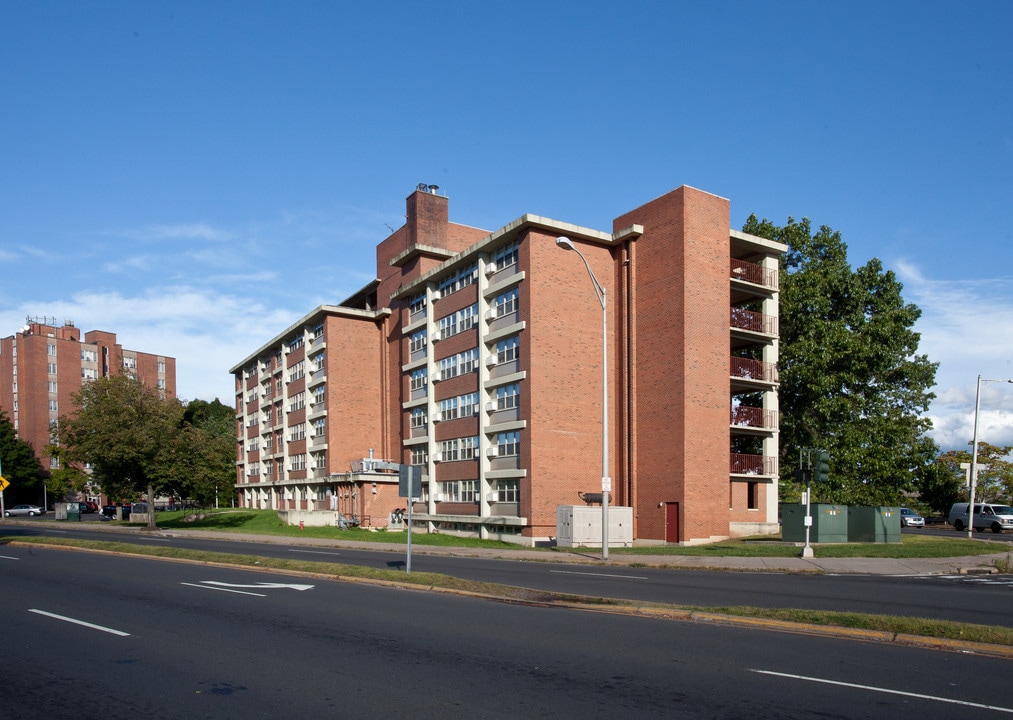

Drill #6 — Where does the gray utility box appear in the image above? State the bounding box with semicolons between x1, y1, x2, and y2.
556;505;633;548
847;506;901;543
780;503;848;543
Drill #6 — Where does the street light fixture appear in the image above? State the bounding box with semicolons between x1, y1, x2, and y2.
556;236;610;560
967;375;1013;538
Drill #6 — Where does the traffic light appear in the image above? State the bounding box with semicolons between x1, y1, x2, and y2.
815;450;831;483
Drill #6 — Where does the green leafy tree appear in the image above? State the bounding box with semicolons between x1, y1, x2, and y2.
0;408;45;503
936;443;1013;505
742;215;939;505
56;373;183;528
161;399;236;508
915;456;966;515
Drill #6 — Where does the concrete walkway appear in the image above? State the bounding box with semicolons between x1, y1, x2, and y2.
5;519;1010;575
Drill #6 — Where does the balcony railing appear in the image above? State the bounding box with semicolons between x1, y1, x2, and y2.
730;259;778;290
731;307;778;335
730;406;778;429
730;357;779;383
730;453;778;475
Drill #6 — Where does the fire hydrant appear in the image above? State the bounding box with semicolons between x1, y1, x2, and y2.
299;520;304;530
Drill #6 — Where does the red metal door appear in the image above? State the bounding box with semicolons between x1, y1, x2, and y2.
665;502;679;543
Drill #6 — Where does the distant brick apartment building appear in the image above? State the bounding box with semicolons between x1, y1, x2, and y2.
0;318;176;471
231;184;786;545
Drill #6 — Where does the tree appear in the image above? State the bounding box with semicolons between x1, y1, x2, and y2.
161;399;236;508
0;408;45;503
935;443;1013;506
742;215;939;505
56;373;183;529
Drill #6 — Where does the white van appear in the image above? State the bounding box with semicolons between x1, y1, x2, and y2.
948;502;1013;533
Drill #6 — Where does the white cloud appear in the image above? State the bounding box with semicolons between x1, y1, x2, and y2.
897;260;1013;451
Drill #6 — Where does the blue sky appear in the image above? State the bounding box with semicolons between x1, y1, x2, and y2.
1;1;1011;452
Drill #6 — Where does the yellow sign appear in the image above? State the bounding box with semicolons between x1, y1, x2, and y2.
0;476;8;492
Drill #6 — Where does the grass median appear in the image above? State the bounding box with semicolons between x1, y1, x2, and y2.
4;532;1013;651
118;508;1007;559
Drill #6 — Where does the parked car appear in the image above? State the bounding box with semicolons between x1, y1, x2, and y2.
4;504;45;517
948;502;1013;533
899;507;924;528
81;501;98;513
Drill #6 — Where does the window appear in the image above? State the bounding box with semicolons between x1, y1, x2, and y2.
439;438;460;462
48;381;57;393
439;480;477;502
263;407;273;425
411;447;429;465
410;368;428;391
438;312;458;338
439;396;459;420
247;438;259;452
409;292;427;316
288;392;306;412
310;323;324;341
310;351;325;373
496;336;519;364
312;385;326;405
312;417;326;437
287;336;304;351
81;368;97;380
459;304;478;332
409;329;427;354
496;479;520;503
48;362;57;374
459;392;479;417
289;424;306;442
491;241;518;272
157;360;165;373
47;343;56;356
437;263;478;297
290;454;307;471
287;361;306;383
496;383;520;410
157;378;166;390
48;399;58;412
497;431;520;457
123;356;136;369
439;354;459;380
81;349;97;363
494;287;519;317
460;436;479;460
410;407;428;428
459;348;478;374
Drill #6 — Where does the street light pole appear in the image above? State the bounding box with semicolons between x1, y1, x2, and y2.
556;237;610;560
967;375;1013;538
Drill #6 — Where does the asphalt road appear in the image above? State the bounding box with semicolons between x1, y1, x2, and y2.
4;545;1013;719
4;522;1013;629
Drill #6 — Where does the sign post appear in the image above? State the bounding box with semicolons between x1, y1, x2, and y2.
398;464;422;574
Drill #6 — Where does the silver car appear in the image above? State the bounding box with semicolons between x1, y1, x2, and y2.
4;504;46;517
899;507;924;528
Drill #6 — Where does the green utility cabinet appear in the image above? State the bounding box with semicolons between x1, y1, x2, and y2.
847;506;901;543
780;503;848;543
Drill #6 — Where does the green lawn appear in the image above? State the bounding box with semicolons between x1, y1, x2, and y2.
129;509;1006;559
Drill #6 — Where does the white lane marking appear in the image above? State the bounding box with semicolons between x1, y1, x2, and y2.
133;536;171;542
200;581;314;591
288;549;342;557
550;569;648;580
181;582;266;597
0;555;20;560
29;609;130;636
751;669;1013;713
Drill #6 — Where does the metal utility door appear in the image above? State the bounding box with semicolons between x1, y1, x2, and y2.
665;502;680;543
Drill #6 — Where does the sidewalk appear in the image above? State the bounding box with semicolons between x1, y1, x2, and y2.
6;519;1009;575
143;524;1013;576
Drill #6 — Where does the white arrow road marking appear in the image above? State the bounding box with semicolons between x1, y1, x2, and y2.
199;581;315;591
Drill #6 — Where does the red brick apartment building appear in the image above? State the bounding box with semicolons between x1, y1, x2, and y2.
230;184;786;545
0;318;176;472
